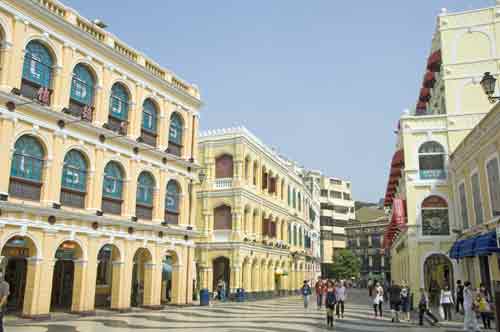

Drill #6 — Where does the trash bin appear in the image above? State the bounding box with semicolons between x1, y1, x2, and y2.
200;288;210;306
236;288;245;302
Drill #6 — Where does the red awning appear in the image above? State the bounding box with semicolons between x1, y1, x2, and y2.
423;71;436;88
391;150;404;168
427;50;442;72
390;168;401;177
419;88;431;102
391;198;406;226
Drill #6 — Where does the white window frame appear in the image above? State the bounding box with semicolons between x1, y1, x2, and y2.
470;168;484;226
484;152;500;220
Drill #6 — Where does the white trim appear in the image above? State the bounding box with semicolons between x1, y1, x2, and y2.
420;251;458;289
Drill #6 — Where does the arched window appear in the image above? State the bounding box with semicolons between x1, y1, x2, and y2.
299;228;303;246
215;154;234;178
214;205;232;230
140;99;158;146
9;135;44;200
102;162;124;215
293;226;297;245
287;223;291;244
21;41;53;103
165;180;181;224
68;64;95;121
419;141;446;180
421;195;449;236
167;113;183;156
107;83;129;134
298;192;302;211
136;172;155;220
60;150;87;208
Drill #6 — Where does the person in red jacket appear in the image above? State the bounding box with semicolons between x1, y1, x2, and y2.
315;277;325;309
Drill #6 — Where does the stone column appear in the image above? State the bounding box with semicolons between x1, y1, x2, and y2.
243;262;252;291
171;263;185;304
9;18;27;88
252;264;260;293
230;265;242;294
71;259;89;313
110;261;127;310
0;41;13;89
21;257;44;318
142;262;160;308
231;212;242;241
87;147;104;213
0;115;15;196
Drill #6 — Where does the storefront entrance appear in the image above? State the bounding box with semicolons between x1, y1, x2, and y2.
51;260;74;309
161;256;173;304
479;256;492;295
213;257;230;296
1;236;35;313
131;248;152;307
50;241;82;311
424;254;454;306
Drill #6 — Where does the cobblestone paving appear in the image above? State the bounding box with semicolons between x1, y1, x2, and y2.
6;290;467;332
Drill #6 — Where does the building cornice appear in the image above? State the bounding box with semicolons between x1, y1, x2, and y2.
3;0;202;110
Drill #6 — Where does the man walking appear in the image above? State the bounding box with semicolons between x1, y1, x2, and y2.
315;277;324;309
456;280;464;314
388;280;402;323
0;271;9;332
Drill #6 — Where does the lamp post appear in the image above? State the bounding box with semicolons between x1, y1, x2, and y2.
480;72;500;103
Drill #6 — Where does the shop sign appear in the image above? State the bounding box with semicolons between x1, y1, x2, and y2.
3;247;29;258
55;248;75;260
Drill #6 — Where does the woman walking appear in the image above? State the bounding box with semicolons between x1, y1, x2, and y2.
373;281;384;319
325;280;337;328
302;280;312;309
477;291;492;330
336;280;347;319
440;285;454;321
463;281;480;332
400;282;410;322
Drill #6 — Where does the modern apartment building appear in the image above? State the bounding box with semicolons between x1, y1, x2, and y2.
384;3;500;296
309;172;355;278
195;127;321;298
0;0;201;317
346;206;390;284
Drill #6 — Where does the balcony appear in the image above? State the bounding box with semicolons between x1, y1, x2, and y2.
213;178;233;190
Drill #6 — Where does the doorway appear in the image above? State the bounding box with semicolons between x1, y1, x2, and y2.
5;258;27;312
51;260;74;309
423;254;454;306
213;257;230;297
479;256;492;295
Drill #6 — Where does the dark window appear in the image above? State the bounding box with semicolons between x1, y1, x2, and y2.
60;150;87;208
214;205;232;230
101;161;124;215
140;99;158;147
136;172;155;220
419;141;446;180
215;154;234;178
68;64;94;121
167;113;183;156
165;180;181;224
106;83;129;134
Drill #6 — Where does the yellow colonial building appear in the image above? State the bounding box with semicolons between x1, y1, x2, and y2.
196;127;321;299
0;0;201;318
448;101;500;292
385;3;500;299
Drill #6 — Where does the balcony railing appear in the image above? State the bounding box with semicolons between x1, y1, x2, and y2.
213;178;233;190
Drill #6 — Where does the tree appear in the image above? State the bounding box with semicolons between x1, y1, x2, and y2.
327;249;361;280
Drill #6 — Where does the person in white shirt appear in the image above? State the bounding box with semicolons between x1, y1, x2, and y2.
463;281;480;332
439;285;454;321
335;280;347;319
372;281;384;319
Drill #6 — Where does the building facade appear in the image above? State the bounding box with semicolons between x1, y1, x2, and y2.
196;127;321;298
0;0;201;317
384;3;500;296
309;172;355;278
345;206;390;284
448;101;500;294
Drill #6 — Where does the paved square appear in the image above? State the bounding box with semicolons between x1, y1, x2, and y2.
5;289;469;332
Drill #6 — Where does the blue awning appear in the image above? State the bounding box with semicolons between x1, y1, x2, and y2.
475;231;500;256
449;240;464;259
461;237;477;257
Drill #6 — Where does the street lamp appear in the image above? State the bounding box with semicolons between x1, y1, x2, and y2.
198;168;207;184
480;72;500;103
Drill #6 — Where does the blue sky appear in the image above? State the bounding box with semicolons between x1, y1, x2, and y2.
68;0;492;202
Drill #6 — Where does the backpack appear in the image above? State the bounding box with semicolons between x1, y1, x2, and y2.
401;288;408;298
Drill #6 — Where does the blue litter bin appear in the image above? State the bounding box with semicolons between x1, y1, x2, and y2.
236;288;245;302
200;288;210;306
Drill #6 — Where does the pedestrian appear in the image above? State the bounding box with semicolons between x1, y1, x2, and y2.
302;280;312;309
336;280;347;319
315;277;324;309
463;281;480;332
325;280;337;328
477;291;492;330
479;283;491;302
418;288;439;327
388;280;401;323
456;280;465;314
373;281;384;319
368;278;373;297
440;284;454;321
0;272;8;332
400;281;411;322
